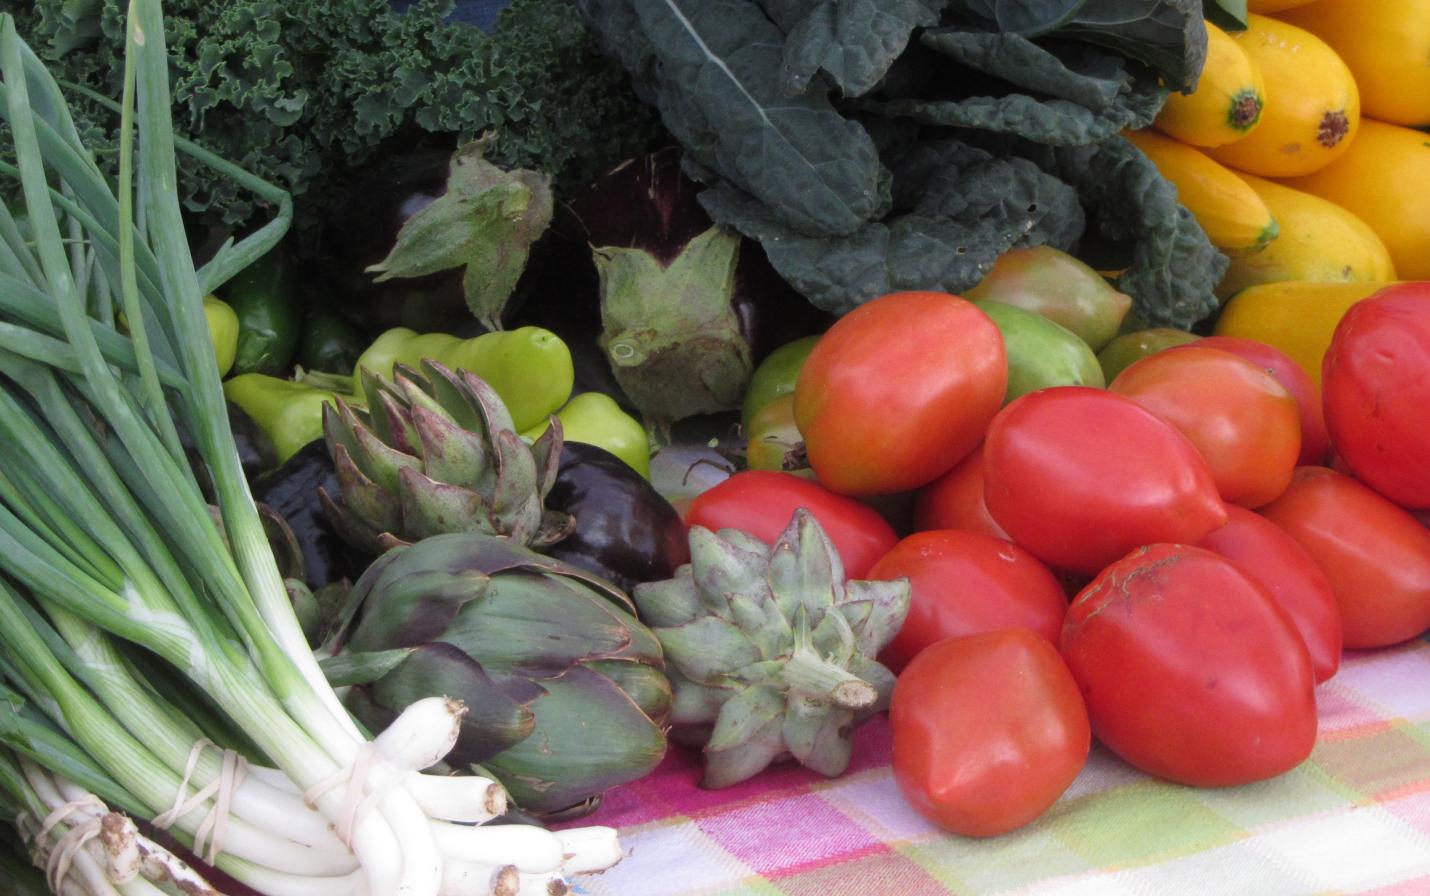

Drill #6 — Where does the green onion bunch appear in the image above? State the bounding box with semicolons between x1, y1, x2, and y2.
0;2;623;893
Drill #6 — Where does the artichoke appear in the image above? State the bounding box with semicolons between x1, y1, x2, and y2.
325;531;670;815
321;360;572;554
634;509;910;788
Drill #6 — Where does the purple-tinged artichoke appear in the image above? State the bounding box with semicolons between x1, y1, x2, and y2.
324;532;670;815
633;509;910;789
320;360;572;554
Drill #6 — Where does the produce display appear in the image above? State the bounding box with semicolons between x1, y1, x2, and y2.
1;0;1429;894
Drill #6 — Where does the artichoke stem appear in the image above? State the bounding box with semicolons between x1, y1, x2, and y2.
782;648;878;710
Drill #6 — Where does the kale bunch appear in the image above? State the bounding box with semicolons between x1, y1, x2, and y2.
577;0;1228;330
3;0;664;239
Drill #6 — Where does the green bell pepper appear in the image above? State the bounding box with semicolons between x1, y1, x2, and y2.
219;246;302;376
222;374;354;463
524;391;651;479
352;325;574;433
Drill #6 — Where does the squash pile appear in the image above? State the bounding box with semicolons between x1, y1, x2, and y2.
1125;1;1429;374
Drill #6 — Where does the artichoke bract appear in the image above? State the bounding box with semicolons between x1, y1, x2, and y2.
321;359;572;554
326;532;671;814
634;509;911;789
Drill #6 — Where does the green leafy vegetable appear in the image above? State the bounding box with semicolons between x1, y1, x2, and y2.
1201;0;1248;33
4;0;663;242
578;0;1223;328
581;0;890;238
774;0;947;98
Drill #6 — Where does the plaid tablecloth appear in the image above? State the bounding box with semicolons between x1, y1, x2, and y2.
563;639;1430;895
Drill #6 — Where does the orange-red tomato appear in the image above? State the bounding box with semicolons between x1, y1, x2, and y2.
1109;346;1301;507
890;630;1090;837
869;530;1067;672
1061;544;1317;787
983;387;1228;575
683;471;897;579
1198;505;1341;682
793;291;1006;496
1259;466;1430;648
911;445;1009;539
1185;335;1331;466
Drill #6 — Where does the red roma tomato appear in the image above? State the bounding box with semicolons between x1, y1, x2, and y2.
1198;505;1341;683
1061;545;1317;787
868;530;1066;671
683;471;897;579
1109;346;1301;508
1322;284;1430;508
911;445;1009;539
793;291;1006;496
1184;336;1331;466
1259;467;1430;648
890;630;1090;837
983;388;1227;574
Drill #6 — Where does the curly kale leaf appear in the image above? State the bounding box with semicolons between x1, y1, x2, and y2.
4;0;663;240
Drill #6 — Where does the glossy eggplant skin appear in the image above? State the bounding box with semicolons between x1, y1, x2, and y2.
545;441;690;598
252;440;367;591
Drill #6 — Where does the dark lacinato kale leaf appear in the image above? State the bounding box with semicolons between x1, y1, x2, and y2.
576;0;890;238
948;0;1088;36
775;0;948;98
862;80;1165;146
1048;137;1226;327
700;140;1083;314
581;0;1223;328
1057;0;1206;92
1201;0;1248;33
920;30;1128;110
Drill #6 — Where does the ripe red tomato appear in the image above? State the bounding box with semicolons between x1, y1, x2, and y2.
868;530;1067;672
890;630;1090;837
1061;545;1317;787
1197;505;1341;683
1183;335;1331;466
911;445;1009;539
1258;467;1430;648
1109;346;1301;508
982;387;1227;574
793;291;1006;496
682;471;897;579
1322;284;1430;508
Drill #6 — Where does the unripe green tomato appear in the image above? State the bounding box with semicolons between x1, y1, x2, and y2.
964;246;1133;350
1097;328;1201;382
974;301;1104;403
744;393;815;480
204;295;240;378
741;335;820;430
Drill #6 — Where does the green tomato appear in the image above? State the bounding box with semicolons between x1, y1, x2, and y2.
1097;328;1200;382
975;301;1104;403
964;246;1133;351
744;393;815;480
741;335;820;430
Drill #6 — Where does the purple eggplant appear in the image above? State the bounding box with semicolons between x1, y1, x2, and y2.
543;441;689;598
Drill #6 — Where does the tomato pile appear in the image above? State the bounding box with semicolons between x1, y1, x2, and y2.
737;284;1430;838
